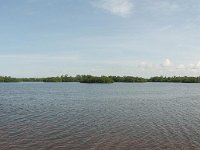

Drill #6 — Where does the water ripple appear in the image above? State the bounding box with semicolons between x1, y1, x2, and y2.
1;83;200;149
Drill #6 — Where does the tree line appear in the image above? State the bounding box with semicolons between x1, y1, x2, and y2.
0;75;200;83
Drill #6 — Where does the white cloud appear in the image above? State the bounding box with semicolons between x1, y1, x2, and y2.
93;0;133;17
161;58;173;67
138;59;200;76
196;61;200;68
186;62;200;70
138;61;155;69
177;64;185;69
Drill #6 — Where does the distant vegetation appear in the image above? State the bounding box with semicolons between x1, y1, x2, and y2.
149;76;200;83
80;75;114;83
0;75;200;83
110;76;147;83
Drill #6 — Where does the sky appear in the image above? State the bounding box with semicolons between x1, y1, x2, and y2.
1;0;200;77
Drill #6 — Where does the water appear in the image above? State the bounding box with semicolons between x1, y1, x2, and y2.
1;83;200;150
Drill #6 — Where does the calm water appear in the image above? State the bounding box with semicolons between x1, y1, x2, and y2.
1;83;200;150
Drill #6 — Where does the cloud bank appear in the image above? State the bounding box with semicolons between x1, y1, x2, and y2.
139;59;200;75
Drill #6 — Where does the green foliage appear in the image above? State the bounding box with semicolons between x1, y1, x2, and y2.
61;74;79;82
80;75;114;83
0;76;4;82
43;76;62;82
0;76;20;82
0;75;200;83
109;76;147;82
148;76;200;83
20;78;43;82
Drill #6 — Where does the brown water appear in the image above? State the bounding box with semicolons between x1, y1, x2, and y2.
1;83;200;150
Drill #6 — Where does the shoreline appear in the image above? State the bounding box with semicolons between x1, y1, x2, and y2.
0;75;200;83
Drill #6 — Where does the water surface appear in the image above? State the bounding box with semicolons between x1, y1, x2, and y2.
1;83;200;150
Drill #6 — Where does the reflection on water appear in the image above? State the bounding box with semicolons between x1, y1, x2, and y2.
1;83;200;149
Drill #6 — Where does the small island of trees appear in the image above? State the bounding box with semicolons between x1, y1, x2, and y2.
1;75;200;83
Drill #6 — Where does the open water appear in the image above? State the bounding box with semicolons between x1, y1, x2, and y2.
1;83;200;150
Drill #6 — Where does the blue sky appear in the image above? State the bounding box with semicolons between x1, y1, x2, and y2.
1;0;200;77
